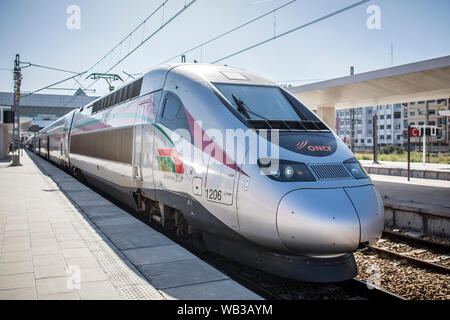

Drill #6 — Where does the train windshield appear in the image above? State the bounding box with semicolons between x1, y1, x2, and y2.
214;83;315;121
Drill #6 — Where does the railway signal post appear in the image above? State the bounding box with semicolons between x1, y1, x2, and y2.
419;124;437;165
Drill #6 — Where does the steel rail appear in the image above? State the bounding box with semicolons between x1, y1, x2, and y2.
365;245;450;275
382;230;450;253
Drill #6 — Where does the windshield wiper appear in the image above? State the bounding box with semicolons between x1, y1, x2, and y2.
232;94;251;119
231;94;269;121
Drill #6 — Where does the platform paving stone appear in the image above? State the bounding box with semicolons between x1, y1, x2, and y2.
80;206;128;219
32;253;66;267
90;214;139;227
30;244;62;256
58;240;87;249
139;259;229;289
123;244;195;266
162;279;263;300
62;247;94;259
78;280;122;300
65;256;101;270
0;273;35;291
39;292;81;300
0;151;260;300
78;267;109;283
0;250;32;264
36;276;78;296
0;261;34;276
0;287;37;300
100;223;174;250
34;264;71;279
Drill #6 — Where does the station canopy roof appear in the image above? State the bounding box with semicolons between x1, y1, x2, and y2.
0;89;98;109
288;55;450;110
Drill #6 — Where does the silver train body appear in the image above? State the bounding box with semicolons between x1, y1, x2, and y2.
34;64;384;282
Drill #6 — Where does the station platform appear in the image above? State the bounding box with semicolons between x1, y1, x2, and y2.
361;160;450;181
371;174;450;238
0;151;261;300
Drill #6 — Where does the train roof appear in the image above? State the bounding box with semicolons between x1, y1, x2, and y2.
66;63;278;121
148;63;276;87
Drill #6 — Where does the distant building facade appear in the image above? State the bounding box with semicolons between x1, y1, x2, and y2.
0;89;98;119
335;99;449;152
0;89;98;159
403;99;449;150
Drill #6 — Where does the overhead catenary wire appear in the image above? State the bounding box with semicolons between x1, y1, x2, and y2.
20;62;81;74
86;0;198;90
58;0;170;103
9;61;87;97
61;0;198;108
84;0;169;77
21;71;87;98
211;0;371;64
156;0;297;66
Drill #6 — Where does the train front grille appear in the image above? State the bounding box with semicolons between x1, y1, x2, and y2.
309;163;352;180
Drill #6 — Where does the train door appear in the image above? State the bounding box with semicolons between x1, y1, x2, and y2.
153;92;192;207
134;92;159;200
140;117;157;200
63;111;76;167
134;107;144;189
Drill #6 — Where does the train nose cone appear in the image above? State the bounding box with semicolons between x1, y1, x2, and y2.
277;188;361;254
344;185;384;245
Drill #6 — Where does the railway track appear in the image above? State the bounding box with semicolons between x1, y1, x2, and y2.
362;231;450;275
365;245;450;275
382;230;450;252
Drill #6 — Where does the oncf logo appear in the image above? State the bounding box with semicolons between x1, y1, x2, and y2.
296;140;332;152
296;140;308;150
307;145;332;152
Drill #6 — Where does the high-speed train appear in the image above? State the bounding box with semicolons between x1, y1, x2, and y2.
33;64;384;282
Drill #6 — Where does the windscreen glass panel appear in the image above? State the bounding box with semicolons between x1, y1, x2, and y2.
214;83;306;121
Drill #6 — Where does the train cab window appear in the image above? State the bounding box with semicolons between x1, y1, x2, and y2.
161;94;181;121
213;83;321;124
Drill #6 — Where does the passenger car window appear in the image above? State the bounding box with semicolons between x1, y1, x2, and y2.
162;95;181;121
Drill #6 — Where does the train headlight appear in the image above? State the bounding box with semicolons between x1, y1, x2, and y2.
284;166;294;179
258;159;315;182
343;157;368;179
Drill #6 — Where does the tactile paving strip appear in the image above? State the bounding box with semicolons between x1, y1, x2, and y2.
33;155;165;300
75;225;164;300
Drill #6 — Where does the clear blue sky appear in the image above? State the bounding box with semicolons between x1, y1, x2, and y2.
1;0;449;97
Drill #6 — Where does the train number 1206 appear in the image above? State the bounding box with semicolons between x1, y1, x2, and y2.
206;189;222;201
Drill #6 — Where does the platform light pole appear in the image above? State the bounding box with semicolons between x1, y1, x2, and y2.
12;54;22;166
373;114;379;164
